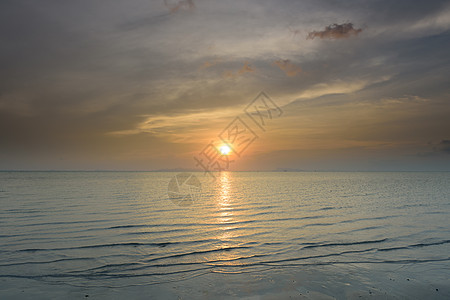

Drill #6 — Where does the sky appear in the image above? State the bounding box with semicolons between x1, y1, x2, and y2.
1;0;449;171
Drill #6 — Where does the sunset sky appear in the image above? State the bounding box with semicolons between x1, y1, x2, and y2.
1;0;449;171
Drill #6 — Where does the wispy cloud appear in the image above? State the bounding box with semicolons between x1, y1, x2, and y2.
164;0;195;13
438;140;450;154
288;26;302;39
200;58;222;69
109;108;241;145
273;59;302;77
295;80;369;100
223;62;254;79
307;23;363;40
238;62;254;75
419;139;450;157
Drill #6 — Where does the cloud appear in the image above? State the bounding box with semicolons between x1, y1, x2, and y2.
288;26;302;39
307;23;363;40
201;61;216;69
437;140;450;154
295;80;369;100
200;58;222;69
273;59;302;77
164;0;195;13
223;62;254;79
238;61;254;75
419;139;450;157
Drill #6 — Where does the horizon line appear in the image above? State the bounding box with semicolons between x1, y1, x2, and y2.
0;170;449;173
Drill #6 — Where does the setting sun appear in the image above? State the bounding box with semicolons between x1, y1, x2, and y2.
219;144;232;155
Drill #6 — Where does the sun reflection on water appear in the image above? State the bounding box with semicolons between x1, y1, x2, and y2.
211;172;244;267
218;171;231;207
217;172;235;234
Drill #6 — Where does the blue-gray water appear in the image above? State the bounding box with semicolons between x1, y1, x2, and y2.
0;171;449;299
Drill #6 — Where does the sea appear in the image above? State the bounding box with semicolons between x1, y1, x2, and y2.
0;171;449;299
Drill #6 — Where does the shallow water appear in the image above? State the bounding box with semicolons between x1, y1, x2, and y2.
0;171;449;299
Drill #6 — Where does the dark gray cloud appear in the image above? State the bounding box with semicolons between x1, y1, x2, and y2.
417;139;450;157
307;23;362;39
437;140;450;154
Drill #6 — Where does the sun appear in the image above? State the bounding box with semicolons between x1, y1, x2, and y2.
219;144;232;155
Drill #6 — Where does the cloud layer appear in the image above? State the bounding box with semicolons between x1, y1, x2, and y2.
0;0;449;170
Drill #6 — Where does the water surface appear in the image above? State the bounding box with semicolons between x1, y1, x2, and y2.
0;172;449;299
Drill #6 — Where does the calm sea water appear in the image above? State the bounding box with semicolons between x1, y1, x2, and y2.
0;172;449;299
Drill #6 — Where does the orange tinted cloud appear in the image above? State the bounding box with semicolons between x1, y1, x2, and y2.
238;61;254;75
200;58;221;69
307;23;362;39
223;62;254;79
273;59;302;77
